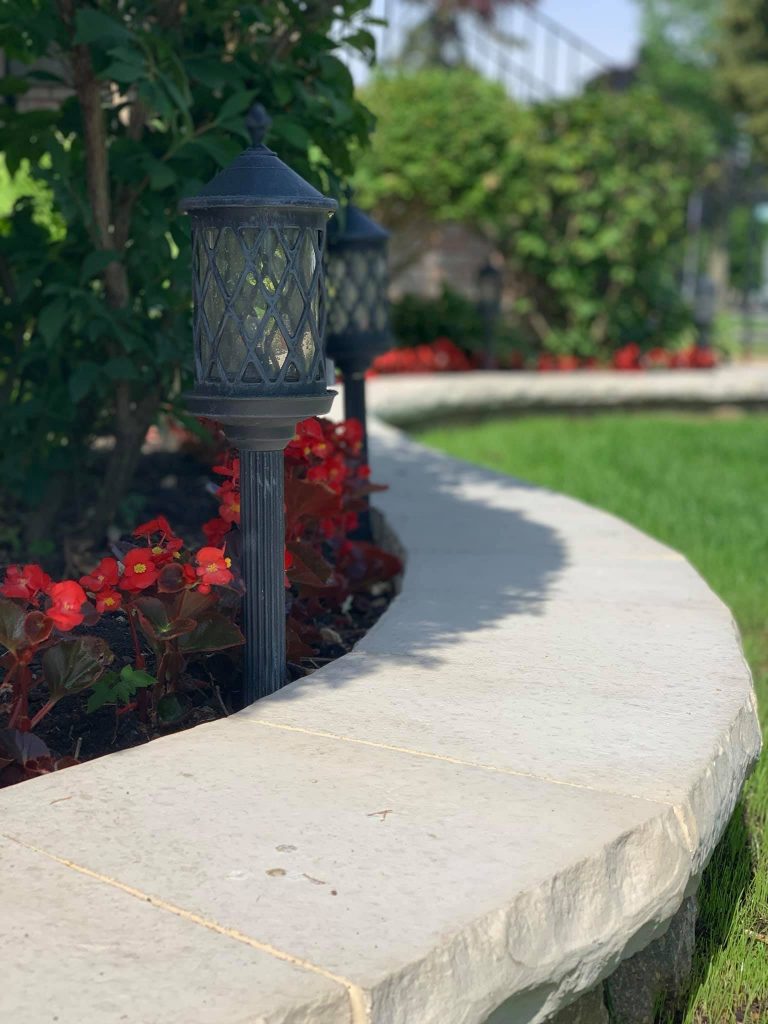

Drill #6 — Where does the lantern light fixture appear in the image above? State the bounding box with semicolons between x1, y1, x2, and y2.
181;104;337;704
476;259;503;370
325;201;392;464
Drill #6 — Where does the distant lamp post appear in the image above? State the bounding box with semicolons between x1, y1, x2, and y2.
694;274;716;350
476;259;503;369
181;104;336;704
325;202;392;466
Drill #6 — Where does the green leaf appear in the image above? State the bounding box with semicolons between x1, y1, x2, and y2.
80;249;120;284
271;116;311;151
74;9;133;45
104;357;140;381
157;693;184;724
42;637;114;702
217;90;254;123
147;162;176;190
102;61;145;84
178;613;244;654
86;664;156;713
37;297;68;345
69;362;101;404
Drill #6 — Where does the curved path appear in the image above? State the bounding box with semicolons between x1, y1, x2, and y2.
1;420;760;1024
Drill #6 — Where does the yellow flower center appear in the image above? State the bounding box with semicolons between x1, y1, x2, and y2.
206;562;218;573
134;563;147;575
152;546;163;556
103;597;115;607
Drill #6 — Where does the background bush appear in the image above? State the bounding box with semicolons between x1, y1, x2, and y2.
356;70;715;360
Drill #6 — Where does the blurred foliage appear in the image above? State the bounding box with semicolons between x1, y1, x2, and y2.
392;286;484;351
358;70;714;356
354;68;534;239
391;285;529;360
0;0;376;552
502;87;714;356
633;0;736;145
719;0;768;159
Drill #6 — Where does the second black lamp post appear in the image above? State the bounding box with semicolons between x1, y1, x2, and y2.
325;203;392;467
477;259;503;369
181;106;336;704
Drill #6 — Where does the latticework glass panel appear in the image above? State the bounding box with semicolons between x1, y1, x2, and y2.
326;245;389;338
191;219;326;392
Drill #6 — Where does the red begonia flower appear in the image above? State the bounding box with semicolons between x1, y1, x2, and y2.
218;483;241;525
194;547;233;587
133;515;175;539
202;517;231;548
0;564;52;604
80;557;119;594
96;589;122;614
47;580;87;631
150;535;184;566
119;548;160;591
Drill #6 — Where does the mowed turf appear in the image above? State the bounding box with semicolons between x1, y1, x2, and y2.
414;411;768;1022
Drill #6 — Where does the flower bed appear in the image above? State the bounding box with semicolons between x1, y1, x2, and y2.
370;338;718;375
0;417;401;788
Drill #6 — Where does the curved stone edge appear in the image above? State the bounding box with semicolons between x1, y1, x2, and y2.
362;365;768;425
0;420;761;1024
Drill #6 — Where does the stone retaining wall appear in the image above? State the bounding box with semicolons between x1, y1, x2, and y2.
1;420;760;1024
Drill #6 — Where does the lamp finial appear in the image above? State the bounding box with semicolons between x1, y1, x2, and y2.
246;104;271;148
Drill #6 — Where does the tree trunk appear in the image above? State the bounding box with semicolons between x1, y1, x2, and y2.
83;385;162;545
57;0;157;548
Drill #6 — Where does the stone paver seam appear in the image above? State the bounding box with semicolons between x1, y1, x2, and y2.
2;832;370;1024
245;718;691;822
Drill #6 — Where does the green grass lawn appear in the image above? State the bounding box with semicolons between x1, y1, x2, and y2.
414;412;768;1023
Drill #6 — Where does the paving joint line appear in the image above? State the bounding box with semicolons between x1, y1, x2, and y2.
3;832;370;1024
245;717;680;809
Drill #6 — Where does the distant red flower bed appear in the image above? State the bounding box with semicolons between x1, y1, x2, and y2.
370;339;718;375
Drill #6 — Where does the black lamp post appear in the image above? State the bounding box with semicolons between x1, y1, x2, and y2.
325;203;392;467
181;105;336;704
694;273;716;350
476;260;503;369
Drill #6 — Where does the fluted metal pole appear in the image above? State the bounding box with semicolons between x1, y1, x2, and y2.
344;372;372;541
240;448;285;703
343;372;368;466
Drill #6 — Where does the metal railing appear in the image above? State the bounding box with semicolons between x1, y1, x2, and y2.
340;0;613;102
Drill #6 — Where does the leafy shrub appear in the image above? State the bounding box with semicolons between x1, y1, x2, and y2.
354;68;534;241
498;87;714;357
0;1;376;550
357;69;714;358
391;287;485;351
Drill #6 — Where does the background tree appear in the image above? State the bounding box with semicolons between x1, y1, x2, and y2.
499;87;713;355
634;0;734;142
719;0;768;158
357;69;712;357
354;67;534;269
0;0;376;560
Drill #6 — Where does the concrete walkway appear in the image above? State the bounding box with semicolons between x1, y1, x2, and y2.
364;362;768;425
